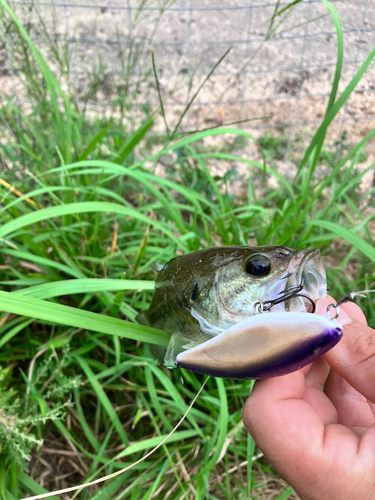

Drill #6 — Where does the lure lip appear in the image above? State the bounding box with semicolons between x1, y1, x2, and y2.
176;312;342;379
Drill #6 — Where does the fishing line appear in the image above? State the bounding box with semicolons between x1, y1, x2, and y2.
336;289;375;305
326;289;375;319
20;376;210;500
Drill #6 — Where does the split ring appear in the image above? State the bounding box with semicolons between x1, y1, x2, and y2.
253;302;264;315
326;303;339;320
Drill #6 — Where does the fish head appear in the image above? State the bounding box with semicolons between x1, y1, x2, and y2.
176;246;334;380
214;246;327;325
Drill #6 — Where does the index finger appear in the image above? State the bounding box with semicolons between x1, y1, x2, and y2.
317;298;375;404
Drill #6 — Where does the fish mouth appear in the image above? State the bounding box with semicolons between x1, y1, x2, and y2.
281;249;327;313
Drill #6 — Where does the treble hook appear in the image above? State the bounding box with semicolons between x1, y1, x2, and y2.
260;280;316;314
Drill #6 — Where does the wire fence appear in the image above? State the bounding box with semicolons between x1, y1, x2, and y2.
1;0;375;166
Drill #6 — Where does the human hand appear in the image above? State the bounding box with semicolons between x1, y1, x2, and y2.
243;297;375;500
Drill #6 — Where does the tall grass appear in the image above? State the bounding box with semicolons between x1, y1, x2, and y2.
0;0;374;498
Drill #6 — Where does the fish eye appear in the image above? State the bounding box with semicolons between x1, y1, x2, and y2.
245;255;271;277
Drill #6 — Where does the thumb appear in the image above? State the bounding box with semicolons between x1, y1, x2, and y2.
317;298;375;403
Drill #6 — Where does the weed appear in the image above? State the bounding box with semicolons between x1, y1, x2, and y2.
0;348;79;470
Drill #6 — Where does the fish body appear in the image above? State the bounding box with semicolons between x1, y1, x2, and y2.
137;245;328;367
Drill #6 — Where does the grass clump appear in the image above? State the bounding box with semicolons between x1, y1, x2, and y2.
0;349;78;468
0;0;374;499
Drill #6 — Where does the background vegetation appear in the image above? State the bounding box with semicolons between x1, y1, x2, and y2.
0;0;374;498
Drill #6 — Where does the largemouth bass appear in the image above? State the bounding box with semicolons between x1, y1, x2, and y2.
137;246;328;367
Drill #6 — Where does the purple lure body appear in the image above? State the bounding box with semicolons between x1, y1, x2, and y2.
176;312;342;379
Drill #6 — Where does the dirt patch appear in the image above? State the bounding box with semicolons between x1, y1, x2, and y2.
1;0;374;181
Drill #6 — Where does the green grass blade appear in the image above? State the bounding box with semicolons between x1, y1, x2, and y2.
0;291;170;346
322;0;343;111
309;220;375;263
115;117;154;164
0;249;84;278
78;125;110;162
73;388;102;453
114;429;198;460
0;318;33;349
275;0;303;17
247;433;256;497
17;472;60;500
0;201;188;249
144;366;173;431
14;279;154;300
306;0;343;173
196;377;228;477
274;486;295;500
298;49;375;174
152;51;170;138
170;48;231;140
74;355;129;445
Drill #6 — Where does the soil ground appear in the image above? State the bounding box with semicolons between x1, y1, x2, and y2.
2;0;374;163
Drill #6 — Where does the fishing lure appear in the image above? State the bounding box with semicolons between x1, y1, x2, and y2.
176;311;342;379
